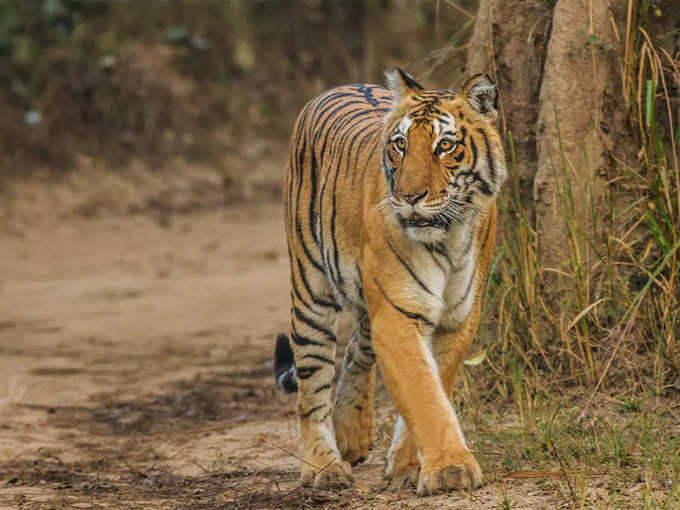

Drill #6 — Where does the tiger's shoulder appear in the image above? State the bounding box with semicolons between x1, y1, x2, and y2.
299;84;394;133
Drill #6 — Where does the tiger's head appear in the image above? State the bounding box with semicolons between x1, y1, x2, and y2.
382;68;507;244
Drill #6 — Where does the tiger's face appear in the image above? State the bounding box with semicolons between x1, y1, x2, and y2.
382;69;506;244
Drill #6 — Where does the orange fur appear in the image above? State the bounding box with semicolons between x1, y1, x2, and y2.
277;69;506;494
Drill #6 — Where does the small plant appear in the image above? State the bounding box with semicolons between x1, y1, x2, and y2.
619;398;641;413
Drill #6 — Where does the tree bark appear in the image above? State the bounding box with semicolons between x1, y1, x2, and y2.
466;0;552;207
533;0;617;270
466;0;622;270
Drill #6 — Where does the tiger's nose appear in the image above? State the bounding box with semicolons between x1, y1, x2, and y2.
399;190;427;205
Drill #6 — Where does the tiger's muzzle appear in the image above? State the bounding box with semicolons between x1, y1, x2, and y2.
398;213;453;231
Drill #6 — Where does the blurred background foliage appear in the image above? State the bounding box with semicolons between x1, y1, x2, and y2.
0;0;677;401
0;0;473;174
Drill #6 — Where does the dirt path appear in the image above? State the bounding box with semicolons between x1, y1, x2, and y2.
0;200;564;509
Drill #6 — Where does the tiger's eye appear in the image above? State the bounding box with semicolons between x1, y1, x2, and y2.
394;137;406;151
438;139;455;152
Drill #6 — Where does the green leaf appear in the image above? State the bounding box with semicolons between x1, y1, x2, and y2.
463;350;487;367
645;79;653;128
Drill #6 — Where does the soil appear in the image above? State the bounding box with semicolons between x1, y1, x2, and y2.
1;175;576;509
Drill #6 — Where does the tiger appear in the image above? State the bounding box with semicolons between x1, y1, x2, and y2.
273;68;506;496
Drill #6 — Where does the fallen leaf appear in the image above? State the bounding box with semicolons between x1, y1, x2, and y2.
463;350;486;366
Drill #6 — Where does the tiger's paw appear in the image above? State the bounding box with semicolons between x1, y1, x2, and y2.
384;428;419;487
387;467;419;491
301;460;354;490
333;406;374;466
416;457;482;496
384;438;419;491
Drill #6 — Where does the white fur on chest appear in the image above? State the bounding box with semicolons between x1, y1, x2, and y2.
438;222;478;329
440;255;476;328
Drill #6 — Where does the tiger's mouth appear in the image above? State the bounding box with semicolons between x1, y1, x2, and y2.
399;213;452;231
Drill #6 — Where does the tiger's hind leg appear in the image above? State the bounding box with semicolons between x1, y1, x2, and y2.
333;314;376;465
290;289;353;489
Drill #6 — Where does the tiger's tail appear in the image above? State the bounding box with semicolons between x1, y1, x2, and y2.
274;334;298;393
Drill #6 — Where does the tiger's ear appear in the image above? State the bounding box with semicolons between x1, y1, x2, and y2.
462;73;498;121
385;67;424;99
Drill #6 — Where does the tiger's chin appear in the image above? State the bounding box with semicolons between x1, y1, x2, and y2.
403;225;449;244
398;215;451;244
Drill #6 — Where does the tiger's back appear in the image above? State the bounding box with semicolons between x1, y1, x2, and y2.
284;84;393;311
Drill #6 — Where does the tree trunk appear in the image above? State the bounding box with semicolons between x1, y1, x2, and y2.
466;0;621;270
466;0;552;207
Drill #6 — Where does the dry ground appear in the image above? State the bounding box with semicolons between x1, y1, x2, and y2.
0;177;675;509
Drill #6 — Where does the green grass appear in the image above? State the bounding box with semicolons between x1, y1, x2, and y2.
474;0;678;406
462;394;680;508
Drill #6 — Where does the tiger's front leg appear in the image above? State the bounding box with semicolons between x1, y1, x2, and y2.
386;318;483;493
366;278;481;496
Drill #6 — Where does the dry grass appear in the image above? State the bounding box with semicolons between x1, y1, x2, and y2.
474;0;679;400
459;1;680;507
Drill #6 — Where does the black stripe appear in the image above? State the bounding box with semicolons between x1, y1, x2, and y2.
295;218;324;272
293;136;325;273
291;276;316;313
382;149;395;191
310;93;357;128
328;111;379;293
317;113;370;293
429;251;447;273
318;105;372;157
470;137;478;170
316;102;377;152
385;237;436;296
362;133;381;171
297;366;322;380
373;279;434;327
313;384;332;394
302;404;325;419
296;257;341;311
480;129;497;180
311;91;355;116
475;175;494;195
359;345;375;361
343;119;377;179
461;230;475;257
302;353;335;365
308;150;319;243
319;409;331;423
291;332;325;347
424;244;448;273
432;244;453;271
356;266;366;302
294;307;337;342
358;321;371;338
451;270;476;310
352;125;381;185
318;105;378;301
